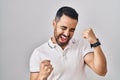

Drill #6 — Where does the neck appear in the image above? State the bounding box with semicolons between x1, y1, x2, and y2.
51;37;56;44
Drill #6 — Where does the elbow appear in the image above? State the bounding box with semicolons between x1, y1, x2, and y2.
96;68;107;76
94;63;107;76
98;71;107;76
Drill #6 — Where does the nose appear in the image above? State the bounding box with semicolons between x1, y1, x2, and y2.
64;29;70;37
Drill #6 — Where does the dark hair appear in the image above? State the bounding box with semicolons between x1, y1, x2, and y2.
55;6;78;22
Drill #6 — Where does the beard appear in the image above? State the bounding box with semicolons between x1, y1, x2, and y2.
55;33;71;47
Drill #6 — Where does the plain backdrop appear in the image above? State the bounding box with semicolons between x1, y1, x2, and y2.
0;0;120;80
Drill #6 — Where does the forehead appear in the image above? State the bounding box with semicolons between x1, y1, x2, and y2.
57;15;78;28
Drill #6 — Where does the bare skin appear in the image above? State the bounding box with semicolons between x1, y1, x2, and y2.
83;28;107;76
30;15;77;80
30;15;107;80
30;60;53;80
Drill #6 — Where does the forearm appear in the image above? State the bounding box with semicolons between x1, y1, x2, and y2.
83;28;107;76
36;73;47;80
93;46;107;76
37;76;47;80
30;73;47;80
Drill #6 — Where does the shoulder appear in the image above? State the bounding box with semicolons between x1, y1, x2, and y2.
35;42;48;51
31;41;49;56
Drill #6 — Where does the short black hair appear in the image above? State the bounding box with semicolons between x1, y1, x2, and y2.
55;6;78;22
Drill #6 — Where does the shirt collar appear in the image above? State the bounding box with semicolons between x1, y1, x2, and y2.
48;38;57;48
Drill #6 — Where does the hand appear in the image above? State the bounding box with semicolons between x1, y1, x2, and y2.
82;28;97;44
39;60;53;80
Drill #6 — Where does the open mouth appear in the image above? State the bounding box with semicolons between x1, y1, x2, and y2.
60;35;68;43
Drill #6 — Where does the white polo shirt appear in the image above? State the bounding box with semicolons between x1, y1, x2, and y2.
30;38;93;80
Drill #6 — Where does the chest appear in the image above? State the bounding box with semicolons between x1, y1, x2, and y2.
40;47;84;75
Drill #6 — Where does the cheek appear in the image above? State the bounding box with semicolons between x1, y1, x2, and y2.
54;28;62;39
56;28;63;35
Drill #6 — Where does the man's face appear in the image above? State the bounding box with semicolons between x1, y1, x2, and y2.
53;14;78;47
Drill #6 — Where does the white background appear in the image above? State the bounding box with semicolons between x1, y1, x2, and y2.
0;0;120;80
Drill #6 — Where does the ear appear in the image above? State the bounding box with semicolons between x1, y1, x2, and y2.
52;19;57;28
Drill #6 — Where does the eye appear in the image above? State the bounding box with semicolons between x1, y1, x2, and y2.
70;28;75;32
61;26;67;30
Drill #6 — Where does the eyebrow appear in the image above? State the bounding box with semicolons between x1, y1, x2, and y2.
61;26;67;28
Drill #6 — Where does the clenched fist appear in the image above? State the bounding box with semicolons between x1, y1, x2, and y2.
82;28;97;44
39;60;53;80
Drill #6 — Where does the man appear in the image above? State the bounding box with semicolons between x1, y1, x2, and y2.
30;6;107;80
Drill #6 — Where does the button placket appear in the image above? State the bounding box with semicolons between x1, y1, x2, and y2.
54;46;67;80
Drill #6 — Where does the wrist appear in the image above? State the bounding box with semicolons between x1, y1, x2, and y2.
90;38;97;44
90;38;101;48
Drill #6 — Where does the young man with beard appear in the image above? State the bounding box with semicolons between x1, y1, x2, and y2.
30;6;107;80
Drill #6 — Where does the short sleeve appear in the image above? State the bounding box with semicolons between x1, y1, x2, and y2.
29;49;41;72
81;39;94;57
